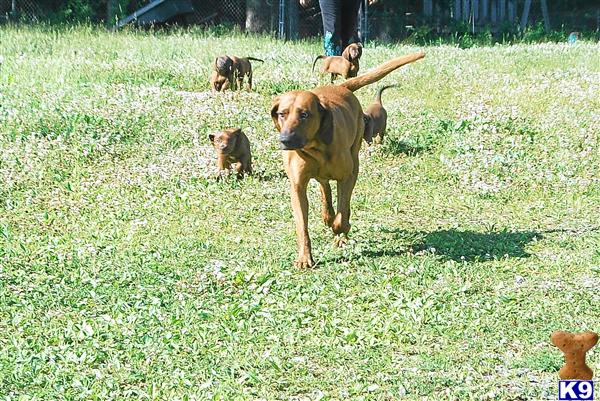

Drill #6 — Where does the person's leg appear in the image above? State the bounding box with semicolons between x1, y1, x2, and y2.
340;0;362;47
319;0;343;55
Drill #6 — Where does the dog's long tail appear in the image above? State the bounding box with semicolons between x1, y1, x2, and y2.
246;57;264;62
312;55;325;72
340;52;425;92
375;85;396;105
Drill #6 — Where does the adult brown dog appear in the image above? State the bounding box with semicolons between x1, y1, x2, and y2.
271;52;425;268
209;128;252;178
209;56;235;92
363;85;395;145
312;43;363;84
230;56;264;91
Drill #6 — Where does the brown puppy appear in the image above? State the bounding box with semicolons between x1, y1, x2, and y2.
209;128;252;178
363;85;395;145
272;52;425;268
312;55;358;83
230;56;264;91
341;43;362;75
209;56;235;92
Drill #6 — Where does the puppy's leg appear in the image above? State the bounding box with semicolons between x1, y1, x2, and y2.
221;79;230;92
332;162;358;246
240;154;252;175
216;154;231;180
247;71;253;91
379;122;387;144
234;162;245;179
289;176;314;268
317;179;335;227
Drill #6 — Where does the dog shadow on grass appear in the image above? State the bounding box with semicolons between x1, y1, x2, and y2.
327;228;542;263
381;137;430;156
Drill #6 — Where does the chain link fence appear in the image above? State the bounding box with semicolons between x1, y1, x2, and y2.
2;0;599;39
1;0;44;21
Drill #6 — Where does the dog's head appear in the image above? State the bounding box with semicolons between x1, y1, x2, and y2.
270;91;333;150
214;55;234;76
342;43;362;63
209;128;241;154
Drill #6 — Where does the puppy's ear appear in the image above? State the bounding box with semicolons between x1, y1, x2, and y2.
270;97;282;132
317;102;333;145
232;128;242;137
363;114;374;144
208;133;215;142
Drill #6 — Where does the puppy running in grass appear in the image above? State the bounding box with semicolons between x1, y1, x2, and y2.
363;85;396;145
209;128;252;179
210;55;235;92
312;43;362;83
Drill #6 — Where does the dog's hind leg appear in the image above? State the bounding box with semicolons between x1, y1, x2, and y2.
318;179;335;227
332;163;358;246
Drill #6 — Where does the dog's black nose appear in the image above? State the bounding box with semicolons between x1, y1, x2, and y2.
279;133;304;150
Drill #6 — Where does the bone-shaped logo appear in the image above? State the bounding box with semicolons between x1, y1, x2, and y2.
551;330;598;380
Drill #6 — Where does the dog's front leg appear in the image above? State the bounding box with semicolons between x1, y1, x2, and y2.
289;177;313;268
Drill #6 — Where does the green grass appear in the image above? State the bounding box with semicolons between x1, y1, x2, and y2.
1;25;599;400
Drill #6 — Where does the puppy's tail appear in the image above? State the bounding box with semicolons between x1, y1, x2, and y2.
312;55;325;72
246;57;264;62
375;85;396;105
340;52;425;92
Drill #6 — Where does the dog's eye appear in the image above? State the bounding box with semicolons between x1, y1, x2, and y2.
277;112;285;118
300;112;309;120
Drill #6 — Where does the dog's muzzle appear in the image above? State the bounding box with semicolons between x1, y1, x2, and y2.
279;132;306;150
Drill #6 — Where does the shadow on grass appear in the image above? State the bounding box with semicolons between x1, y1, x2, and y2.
381;137;430;156
326;228;542;263
413;229;539;262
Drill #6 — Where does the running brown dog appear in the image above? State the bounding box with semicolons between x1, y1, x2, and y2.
209;55;235;92
230;56;264;91
271;52;425;268
363;85;396;145
312;43;363;84
341;42;362;75
209;128;252;178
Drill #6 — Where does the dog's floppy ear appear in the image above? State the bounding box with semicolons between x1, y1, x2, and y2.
363;114;374;144
231;128;242;137
317;102;333;145
270;96;282;132
208;133;215;142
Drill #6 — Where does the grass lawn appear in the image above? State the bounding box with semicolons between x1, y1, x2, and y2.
0;25;599;400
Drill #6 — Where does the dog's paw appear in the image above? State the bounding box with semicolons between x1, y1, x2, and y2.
333;233;349;248
294;254;315;269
